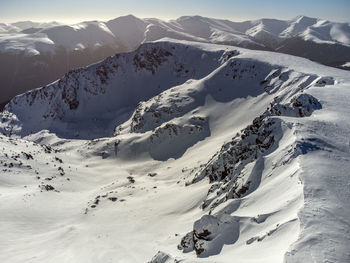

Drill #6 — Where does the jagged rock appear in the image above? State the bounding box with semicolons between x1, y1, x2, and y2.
127;176;135;183
108;197;117;202
178;231;194;253
315;76;334;86
101;151;109;159
270;93;322;117
41;184;55;191
133;47;173;74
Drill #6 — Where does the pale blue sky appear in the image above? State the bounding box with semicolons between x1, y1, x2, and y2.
1;0;349;23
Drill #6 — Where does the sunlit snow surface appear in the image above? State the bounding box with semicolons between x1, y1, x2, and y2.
0;40;349;263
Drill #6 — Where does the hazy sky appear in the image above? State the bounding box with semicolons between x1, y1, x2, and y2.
1;0;349;23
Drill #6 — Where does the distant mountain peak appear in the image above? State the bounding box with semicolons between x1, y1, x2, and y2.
107;14;144;23
292;15;319;24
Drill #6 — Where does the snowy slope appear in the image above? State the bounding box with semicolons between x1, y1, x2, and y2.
11;21;62;31
1;39;350;263
0;21;61;34
0;21;122;55
0;16;144;56
106;15;148;51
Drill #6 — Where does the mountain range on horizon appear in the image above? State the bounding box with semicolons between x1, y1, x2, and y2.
0;14;350;107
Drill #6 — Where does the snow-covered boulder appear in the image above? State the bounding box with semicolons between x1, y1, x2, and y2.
178;214;239;257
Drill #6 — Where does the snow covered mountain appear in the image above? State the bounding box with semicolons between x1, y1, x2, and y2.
2;15;349;55
1;15;349;106
0;21;61;34
1;39;349;263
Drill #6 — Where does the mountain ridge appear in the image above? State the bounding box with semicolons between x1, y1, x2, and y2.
1;14;349;106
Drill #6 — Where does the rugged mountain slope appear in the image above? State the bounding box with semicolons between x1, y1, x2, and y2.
1;15;349;106
0;16;140;106
1;41;235;138
0;40;349;263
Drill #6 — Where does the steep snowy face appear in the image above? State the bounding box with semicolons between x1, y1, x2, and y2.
111;56;328;163
0;42;238;138
1;40;340;142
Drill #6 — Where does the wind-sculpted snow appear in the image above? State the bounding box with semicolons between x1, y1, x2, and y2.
115;49;310;138
190;93;322;208
177;90;323;256
1;40;349;263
